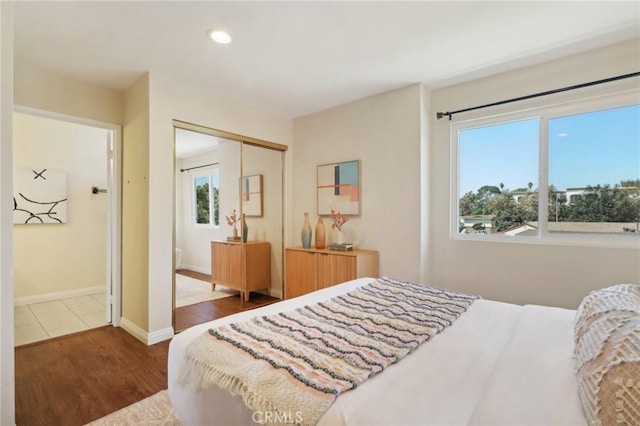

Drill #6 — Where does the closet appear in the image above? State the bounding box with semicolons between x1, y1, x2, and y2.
173;121;285;331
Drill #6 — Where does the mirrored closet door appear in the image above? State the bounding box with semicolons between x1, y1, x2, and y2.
173;122;285;332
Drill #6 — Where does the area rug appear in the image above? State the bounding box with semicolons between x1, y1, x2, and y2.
86;390;179;425
175;274;235;308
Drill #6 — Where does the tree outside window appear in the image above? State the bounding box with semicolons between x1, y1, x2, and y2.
456;101;640;238
193;171;219;226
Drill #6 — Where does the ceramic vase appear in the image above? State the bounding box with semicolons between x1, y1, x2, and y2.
242;214;248;243
232;226;238;240
334;228;344;244
301;212;312;248
315;216;326;249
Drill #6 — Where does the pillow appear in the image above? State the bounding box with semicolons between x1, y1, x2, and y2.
574;284;640;343
574;284;640;426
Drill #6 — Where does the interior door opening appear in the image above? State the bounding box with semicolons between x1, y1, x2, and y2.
12;107;121;345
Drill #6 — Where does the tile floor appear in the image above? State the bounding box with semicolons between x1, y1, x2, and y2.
14;292;108;346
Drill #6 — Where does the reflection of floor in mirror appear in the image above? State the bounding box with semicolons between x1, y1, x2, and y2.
174;269;281;332
175;273;235;307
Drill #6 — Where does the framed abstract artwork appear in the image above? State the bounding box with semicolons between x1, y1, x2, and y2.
317;160;360;216
241;174;263;217
13;166;68;224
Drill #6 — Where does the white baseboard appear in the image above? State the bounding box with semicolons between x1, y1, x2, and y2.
120;317;174;346
14;286;105;306
120;317;147;344
178;264;210;275
148;327;174;345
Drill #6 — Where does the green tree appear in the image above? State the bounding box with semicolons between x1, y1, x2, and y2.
459;191;479;216
459;186;502;216
565;184;640;223
196;182;210;224
212;186;219;225
620;179;640;188
489;192;537;231
548;184;568;222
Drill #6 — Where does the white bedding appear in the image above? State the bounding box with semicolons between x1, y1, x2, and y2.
168;278;586;425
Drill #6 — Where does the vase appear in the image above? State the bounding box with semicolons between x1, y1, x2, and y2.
315;216;326;249
232;226;238;240
334;229;344;244
242;214;248;243
301;212;312;248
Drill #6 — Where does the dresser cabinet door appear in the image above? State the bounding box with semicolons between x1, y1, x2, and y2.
211;242;228;283
285;250;318;299
317;253;356;289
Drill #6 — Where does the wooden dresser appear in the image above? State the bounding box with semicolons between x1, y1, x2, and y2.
285;247;379;299
211;240;271;302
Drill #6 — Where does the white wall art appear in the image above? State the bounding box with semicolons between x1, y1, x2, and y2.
13;167;68;224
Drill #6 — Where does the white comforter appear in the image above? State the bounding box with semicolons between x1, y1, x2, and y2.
168;278;586;425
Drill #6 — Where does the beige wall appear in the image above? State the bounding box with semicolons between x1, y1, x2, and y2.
147;71;292;338
1;2;15;423
176;150;223;274
14;59;122;125
243;144;285;297
429;39;640;309
176;141;285;296
13;112;108;298
122;74;150;331
176;140;242;275
293;84;424;281
12;62;293;340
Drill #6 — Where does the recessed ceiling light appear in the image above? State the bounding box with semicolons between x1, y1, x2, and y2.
207;30;232;44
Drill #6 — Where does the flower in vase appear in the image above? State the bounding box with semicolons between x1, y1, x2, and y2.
329;208;350;231
225;209;238;228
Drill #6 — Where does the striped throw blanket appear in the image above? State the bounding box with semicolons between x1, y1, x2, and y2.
178;277;479;425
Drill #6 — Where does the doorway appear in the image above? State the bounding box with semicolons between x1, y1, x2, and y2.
12;108;121;345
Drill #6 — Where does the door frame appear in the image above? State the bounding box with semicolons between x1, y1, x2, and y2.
14;106;122;325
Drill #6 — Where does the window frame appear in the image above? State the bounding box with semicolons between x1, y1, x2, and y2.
191;168;219;228
450;89;640;249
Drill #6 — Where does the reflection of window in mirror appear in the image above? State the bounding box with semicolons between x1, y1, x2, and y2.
193;170;219;226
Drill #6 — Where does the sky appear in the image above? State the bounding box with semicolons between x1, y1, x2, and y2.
458;104;640;196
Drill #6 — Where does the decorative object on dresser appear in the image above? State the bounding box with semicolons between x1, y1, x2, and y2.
301;212;312;248
328;243;353;251
329;207;350;244
241;213;248;243
285;247;378;299
315;216;326;249
225;209;240;241
211;240;271;302
317;160;360;215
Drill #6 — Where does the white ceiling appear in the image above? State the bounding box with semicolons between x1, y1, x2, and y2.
12;1;640;119
174;128;220;159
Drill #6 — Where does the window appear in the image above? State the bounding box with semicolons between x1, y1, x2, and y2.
453;92;640;244
193;170;219;226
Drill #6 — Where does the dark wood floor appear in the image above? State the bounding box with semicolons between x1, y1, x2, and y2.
15;271;281;425
15;326;170;426
175;269;280;332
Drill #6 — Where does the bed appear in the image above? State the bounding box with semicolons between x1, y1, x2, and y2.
167;277;639;426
